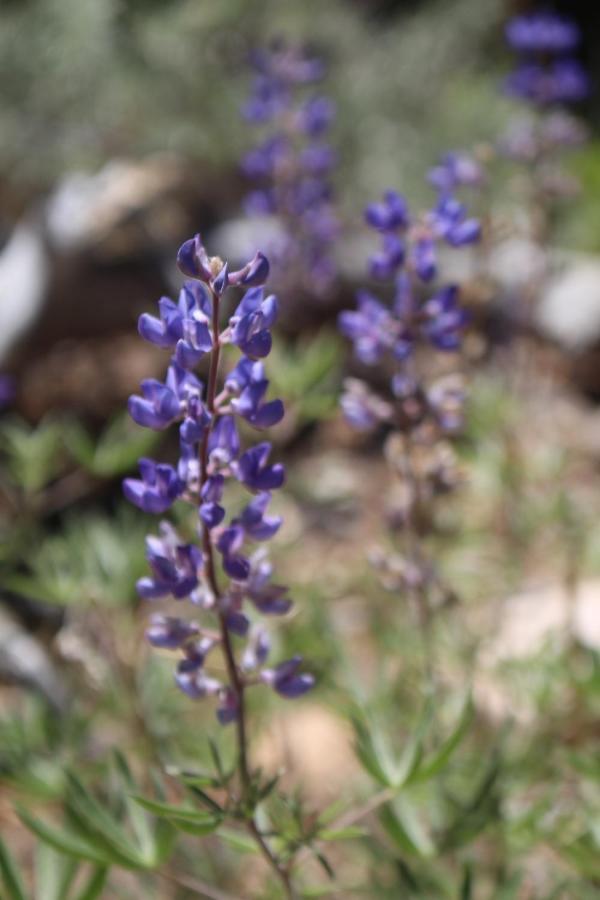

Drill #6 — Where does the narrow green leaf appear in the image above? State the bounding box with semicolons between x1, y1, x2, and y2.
0;837;27;900
17;809;113;867
217;827;260;854
34;843;77;900
131;795;215;824
379;798;435;858
319;826;366;842
75;867;108;900
352;717;394;787
64;774;148;868
315;851;335;880
414;695;472;783
460;862;473;900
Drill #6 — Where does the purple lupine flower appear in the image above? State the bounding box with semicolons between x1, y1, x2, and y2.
243;550;292;615
505;12;580;54
234;443;285;492
428;153;483;192
126;233;312;719
242;41;339;296
128;379;181;430
136;522;202;599
261;656;315;698
339;175;477;633
146;614;200;649
338;291;397;364
199;474;225;529
0;375;15;410
365;190;410;232
208;415;240;466
227;358;284;429
504;10;588;107
123;459;184;514
228;288;278;359
340;177;478;458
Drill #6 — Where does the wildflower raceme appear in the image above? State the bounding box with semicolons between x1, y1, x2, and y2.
125;235;313;733
242;41;339;296
339;175;479;620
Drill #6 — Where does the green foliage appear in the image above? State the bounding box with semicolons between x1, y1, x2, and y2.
0;417;67;496
68;412;160;479
267;330;343;426
4;505;148;607
0;837;106;900
18;757;176;872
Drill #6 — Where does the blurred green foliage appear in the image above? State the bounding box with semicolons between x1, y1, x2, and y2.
1;0;508;210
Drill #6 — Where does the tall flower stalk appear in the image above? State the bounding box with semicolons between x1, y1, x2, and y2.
124;234;313;897
339;180;479;667
500;10;589;320
241;41;339;297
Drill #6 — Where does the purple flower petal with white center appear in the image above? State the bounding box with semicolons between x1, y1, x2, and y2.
261;655;315;698
175;668;222;700
216;687;239;724
146;614;199;649
242;626;271;671
208;415;240;466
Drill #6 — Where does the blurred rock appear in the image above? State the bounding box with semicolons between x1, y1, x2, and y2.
537;253;600;351
0;605;68;713
0;218;49;363
45;155;187;255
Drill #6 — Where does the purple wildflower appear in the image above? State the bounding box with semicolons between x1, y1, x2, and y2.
125;234;313;721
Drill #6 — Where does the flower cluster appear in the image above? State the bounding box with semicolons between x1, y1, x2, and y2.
125;234;313;722
501;11;589;209
505;10;588;107
339;176;479;602
241;41;339;296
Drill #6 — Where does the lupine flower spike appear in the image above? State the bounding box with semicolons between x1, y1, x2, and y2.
242;41;339;296
339;177;479;626
125;234;313;729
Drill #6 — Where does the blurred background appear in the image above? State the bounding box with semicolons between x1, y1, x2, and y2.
2;0;600;897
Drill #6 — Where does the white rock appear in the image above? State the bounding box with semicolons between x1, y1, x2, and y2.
537;253;600;350
0;220;48;363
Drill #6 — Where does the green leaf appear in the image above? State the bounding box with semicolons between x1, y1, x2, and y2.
413;694;472;783
379;798;435;858
71;413;160;478
217;827;260;854
352;717;396;787
319;826;366;842
131;795;221;836
0;837;27;900
17;808;114;867
76;868;108;900
64;773;150;868
34;843;77;900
